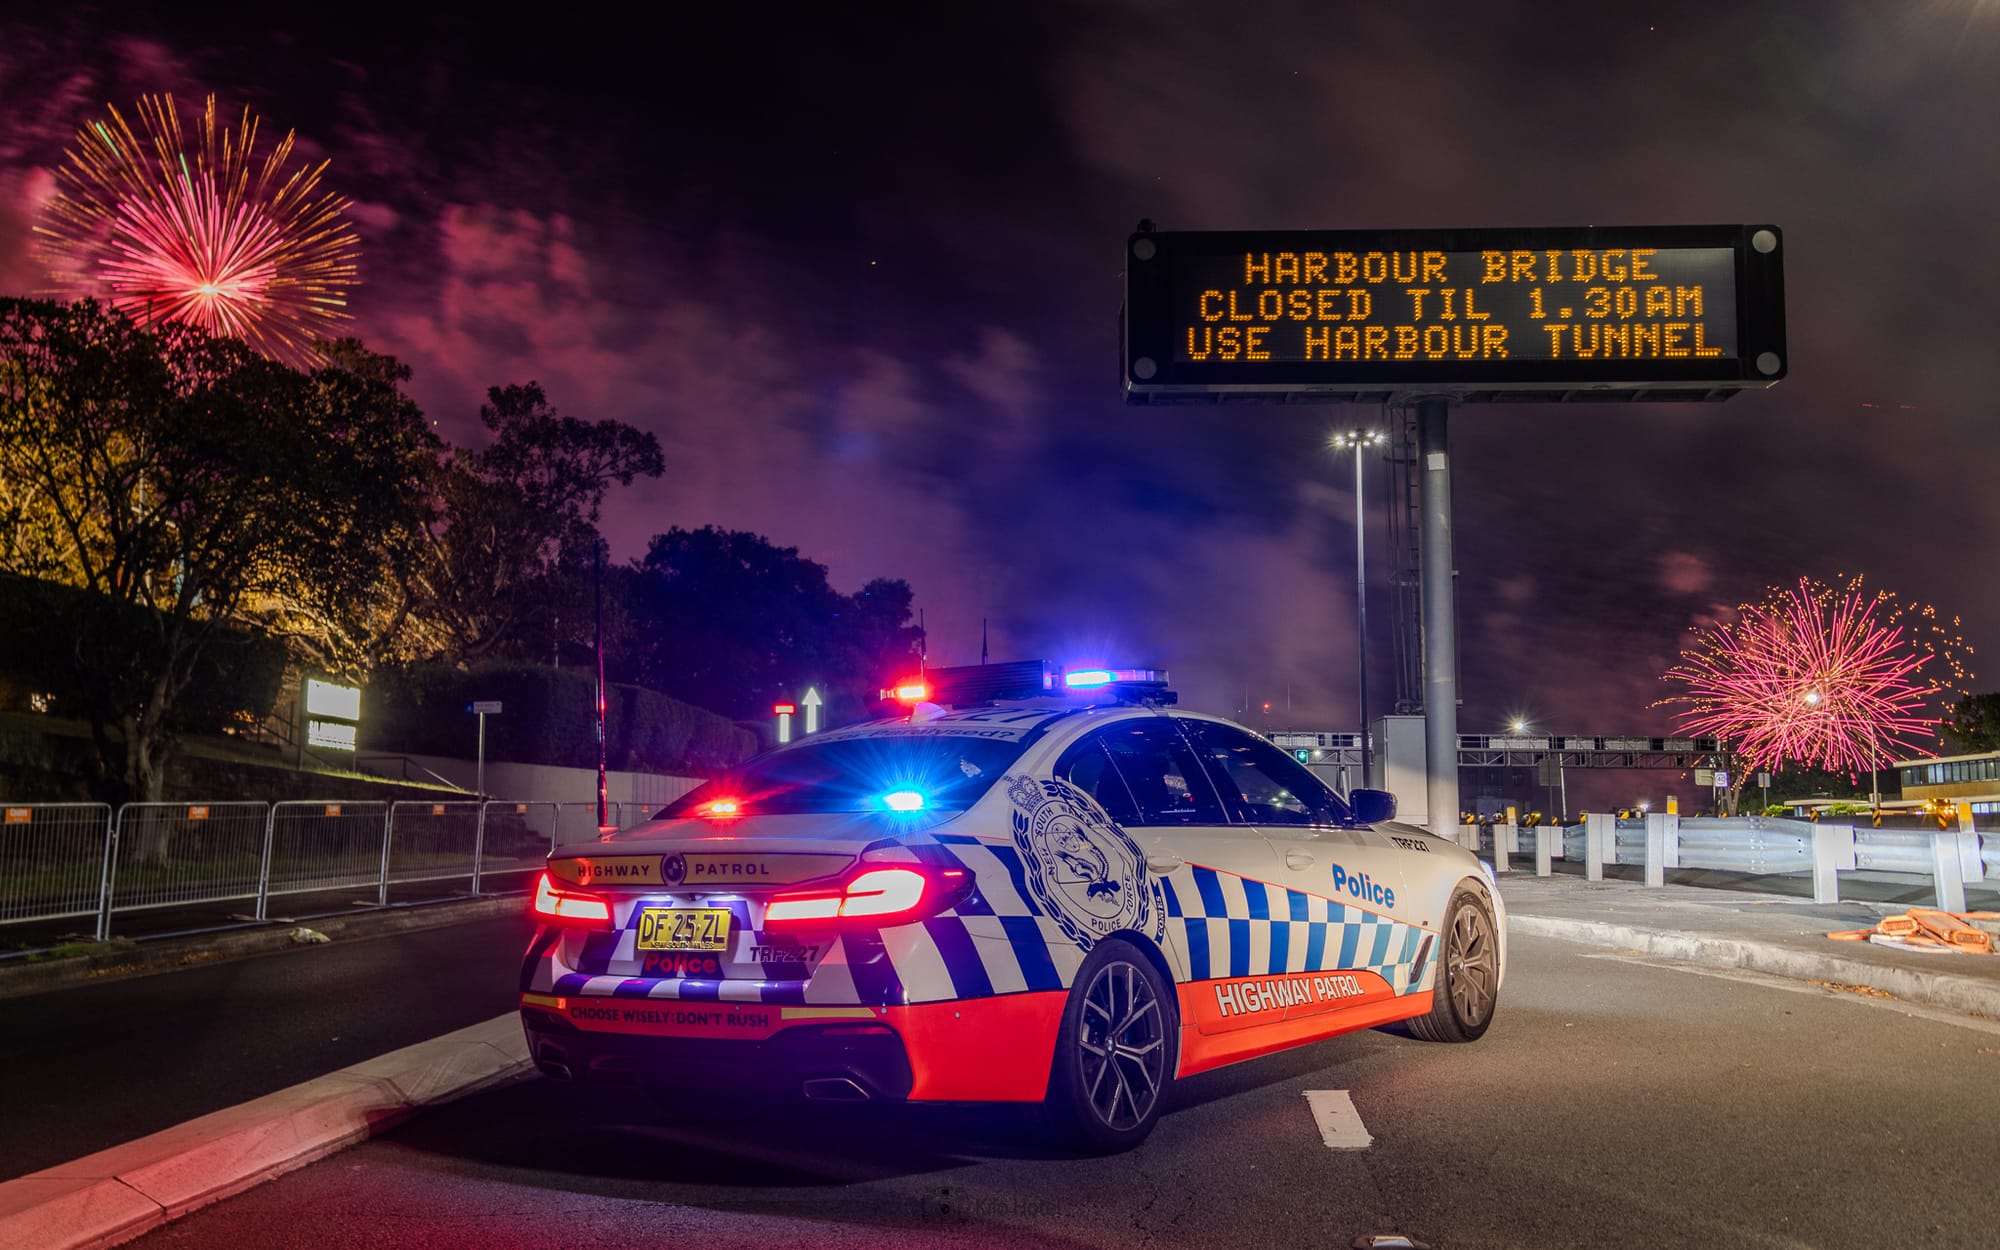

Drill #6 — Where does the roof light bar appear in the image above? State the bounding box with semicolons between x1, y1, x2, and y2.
905;660;1175;706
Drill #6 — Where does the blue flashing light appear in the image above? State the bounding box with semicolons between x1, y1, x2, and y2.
1064;669;1117;689
880;790;927;812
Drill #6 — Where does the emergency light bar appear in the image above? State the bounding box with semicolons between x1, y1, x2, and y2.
887;661;1175;707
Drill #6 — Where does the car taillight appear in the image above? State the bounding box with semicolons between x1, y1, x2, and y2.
763;865;970;928
533;872;613;929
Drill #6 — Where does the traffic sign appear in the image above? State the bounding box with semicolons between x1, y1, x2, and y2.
467;701;503;715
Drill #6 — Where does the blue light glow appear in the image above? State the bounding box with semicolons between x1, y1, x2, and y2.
881;790;927;812
1064;669;1116;689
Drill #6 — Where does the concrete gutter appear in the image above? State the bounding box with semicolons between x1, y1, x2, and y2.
0;1013;529;1250
1500;879;2000;1021
1509;913;2000;1019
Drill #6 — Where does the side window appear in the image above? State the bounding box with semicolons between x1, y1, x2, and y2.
1180;719;1349;826
1095;719;1229;826
1052;736;1142;826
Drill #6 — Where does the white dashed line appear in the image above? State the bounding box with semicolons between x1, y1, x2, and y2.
1303;1089;1373;1149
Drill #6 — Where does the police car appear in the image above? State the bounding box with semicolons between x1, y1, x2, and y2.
520;662;1505;1151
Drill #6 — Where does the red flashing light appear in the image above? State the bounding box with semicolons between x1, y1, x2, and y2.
764;865;969;929
773;703;796;715
532;873;613;929
880;679;931;703
704;798;742;817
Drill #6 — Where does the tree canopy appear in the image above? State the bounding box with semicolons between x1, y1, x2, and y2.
407;381;663;665
622;526;922;721
1944;692;2000;754
0;299;436;800
0;300;924;800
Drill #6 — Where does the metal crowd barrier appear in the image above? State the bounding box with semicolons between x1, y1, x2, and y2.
0;803;115;938
0;795;601;943
109;801;272;925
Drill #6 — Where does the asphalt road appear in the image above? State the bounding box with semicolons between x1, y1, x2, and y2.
121;933;2000;1249
0;910;534;1179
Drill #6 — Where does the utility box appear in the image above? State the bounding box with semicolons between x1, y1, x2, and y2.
1379;714;1429;831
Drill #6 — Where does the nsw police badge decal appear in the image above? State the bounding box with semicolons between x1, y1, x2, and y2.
1006;776;1165;949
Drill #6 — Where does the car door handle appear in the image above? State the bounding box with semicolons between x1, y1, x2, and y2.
1145;853;1185;874
1286;850;1316;870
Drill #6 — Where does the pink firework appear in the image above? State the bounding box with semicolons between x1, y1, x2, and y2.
33;94;358;365
1660;576;1971;776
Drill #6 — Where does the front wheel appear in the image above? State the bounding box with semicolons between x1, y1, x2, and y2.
1407;886;1501;1043
1044;938;1176;1152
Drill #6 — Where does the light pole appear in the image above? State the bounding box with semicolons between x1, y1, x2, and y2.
1331;430;1384;787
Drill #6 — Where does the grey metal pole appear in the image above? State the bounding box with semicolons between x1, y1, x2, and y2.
1353;444;1371;785
471;800;487;897
1417;398;1459;833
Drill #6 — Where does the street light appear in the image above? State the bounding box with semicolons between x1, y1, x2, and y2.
1330;429;1384;787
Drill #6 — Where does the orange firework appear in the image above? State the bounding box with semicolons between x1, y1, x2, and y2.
33;93;359;366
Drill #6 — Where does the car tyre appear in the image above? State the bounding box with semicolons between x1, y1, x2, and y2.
1044;937;1176;1153
1407;885;1500;1043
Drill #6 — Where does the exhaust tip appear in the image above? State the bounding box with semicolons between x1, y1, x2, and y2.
535;1045;574;1081
803;1077;871;1102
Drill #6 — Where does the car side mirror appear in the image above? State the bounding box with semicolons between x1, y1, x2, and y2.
1348;788;1397;825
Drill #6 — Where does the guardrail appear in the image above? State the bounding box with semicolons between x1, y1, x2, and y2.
0;796;648;942
1484;814;1998;910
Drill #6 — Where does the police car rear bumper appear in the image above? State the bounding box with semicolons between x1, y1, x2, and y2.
520;1006;916;1102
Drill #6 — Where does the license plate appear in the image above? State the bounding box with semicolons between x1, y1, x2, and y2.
635;908;732;952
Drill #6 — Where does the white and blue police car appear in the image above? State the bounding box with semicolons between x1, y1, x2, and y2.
521;661;1504;1151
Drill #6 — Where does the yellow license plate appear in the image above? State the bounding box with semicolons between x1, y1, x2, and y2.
635;908;732;952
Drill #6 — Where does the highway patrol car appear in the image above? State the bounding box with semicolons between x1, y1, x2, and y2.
520;662;1505;1150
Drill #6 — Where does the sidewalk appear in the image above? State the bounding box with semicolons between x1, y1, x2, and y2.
1498;874;2000;1019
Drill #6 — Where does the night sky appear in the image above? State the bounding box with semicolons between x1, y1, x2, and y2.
3;1;1995;803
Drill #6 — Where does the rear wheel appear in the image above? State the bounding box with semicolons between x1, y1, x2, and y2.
1044;938;1175;1152
1408;886;1500;1043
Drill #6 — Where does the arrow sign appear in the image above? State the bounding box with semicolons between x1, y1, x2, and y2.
802;687;822;735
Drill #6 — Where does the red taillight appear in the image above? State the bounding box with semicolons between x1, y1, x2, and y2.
533;872;613;928
764;865;969;928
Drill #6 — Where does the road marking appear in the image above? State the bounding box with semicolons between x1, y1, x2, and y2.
1304;1089;1373;1149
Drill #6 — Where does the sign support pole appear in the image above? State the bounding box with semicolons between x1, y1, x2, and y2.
476;711;486;799
1418;397;1460;834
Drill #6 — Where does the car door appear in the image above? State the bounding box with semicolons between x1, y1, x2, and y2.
1178;717;1422;1017
1053;718;1279;999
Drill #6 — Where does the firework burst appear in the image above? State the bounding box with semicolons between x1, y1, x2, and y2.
1659;575;1975;777
33;94;358;366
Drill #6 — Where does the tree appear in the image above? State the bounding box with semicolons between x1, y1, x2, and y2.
1944;692;2000;754
0;299;435;805
623;526;922;721
409;382;662;664
242;338;445;674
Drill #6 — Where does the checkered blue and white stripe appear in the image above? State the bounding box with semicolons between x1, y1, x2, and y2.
521;833;1087;1007
520;837;1432;1008
1161;865;1434;995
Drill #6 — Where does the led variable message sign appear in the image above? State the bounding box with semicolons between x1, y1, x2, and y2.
1122;225;1786;403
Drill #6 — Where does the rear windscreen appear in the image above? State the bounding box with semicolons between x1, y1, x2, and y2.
659;734;1030;816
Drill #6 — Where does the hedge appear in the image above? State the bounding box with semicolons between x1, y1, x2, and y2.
0;575;288;732
366;661;754;776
